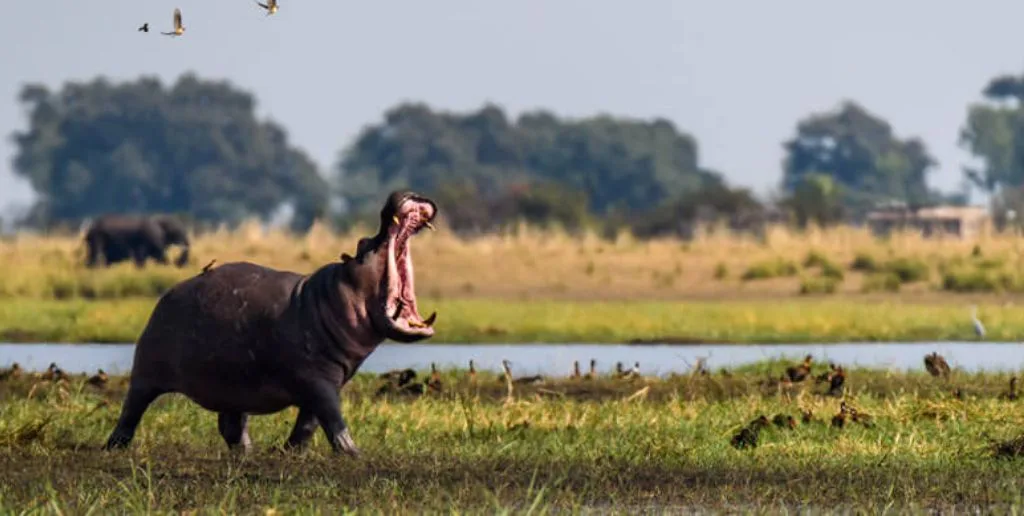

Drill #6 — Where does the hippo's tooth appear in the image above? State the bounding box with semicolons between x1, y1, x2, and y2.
424;312;437;326
391;300;404;321
423;221;435;231
393;215;401;226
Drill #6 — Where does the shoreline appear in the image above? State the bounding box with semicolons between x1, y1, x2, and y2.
0;297;1012;344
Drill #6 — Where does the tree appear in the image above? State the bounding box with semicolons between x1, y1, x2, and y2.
782;173;844;228
782;101;937;219
959;72;1024;197
630;180;765;238
11;74;328;231
334;103;721;221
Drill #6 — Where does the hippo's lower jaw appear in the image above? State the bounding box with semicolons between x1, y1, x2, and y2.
380;196;437;343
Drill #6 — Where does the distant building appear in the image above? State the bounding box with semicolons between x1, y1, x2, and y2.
866;205;990;239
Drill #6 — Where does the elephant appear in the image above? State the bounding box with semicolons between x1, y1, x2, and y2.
84;215;191;268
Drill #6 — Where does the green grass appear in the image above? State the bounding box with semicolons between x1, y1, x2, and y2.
2;362;1024;512
0;298;1015;344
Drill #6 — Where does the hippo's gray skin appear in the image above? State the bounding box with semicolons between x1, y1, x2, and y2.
103;191;438;456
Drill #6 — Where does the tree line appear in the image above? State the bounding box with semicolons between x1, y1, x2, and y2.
9;71;1021;237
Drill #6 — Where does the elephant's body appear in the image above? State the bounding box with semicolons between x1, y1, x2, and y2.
84;215;191;268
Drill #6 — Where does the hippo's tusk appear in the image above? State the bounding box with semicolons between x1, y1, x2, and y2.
391;300;404;321
424;312;437;326
423;221;435;231
393;215;401;226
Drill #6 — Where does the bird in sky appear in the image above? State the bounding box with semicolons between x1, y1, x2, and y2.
161;8;185;37
257;0;279;16
138;23;149;33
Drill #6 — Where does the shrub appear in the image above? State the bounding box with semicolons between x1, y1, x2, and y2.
861;272;901;293
799;276;839;295
941;269;1000;293
820;261;845;280
803;250;829;269
48;276;77;300
975;257;1005;270
885;257;929;283
850;252;879;272
713;262;728;280
742;258;798;281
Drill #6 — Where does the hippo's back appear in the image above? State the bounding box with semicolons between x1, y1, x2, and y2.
129;262;306;405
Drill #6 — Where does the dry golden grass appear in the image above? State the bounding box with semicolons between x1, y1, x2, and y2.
3;219;1023;302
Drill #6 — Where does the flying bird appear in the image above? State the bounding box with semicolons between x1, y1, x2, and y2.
161;8;185;36
257;0;279;15
138;23;149;33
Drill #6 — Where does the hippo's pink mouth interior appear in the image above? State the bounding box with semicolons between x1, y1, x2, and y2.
383;198;437;337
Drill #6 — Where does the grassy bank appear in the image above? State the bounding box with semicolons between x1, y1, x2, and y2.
2;362;1024;512
0;297;1014;344
7;220;1024;302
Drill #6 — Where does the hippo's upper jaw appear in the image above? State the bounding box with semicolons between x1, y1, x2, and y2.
376;192;438;342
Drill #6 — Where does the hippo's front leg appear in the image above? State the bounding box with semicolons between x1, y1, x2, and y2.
217;412;252;452
302;381;361;457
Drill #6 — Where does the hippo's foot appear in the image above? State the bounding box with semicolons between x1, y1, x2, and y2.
333;428;361;457
103;431;133;450
282;407;318;452
103;384;165;451
218;412;252;453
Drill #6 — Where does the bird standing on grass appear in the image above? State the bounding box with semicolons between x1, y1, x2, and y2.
257;0;279;16
427;362;442;392
971;305;986;339
162;8;185;37
924;352;951;378
785;354;813;382
0;362;21;381
87;369;109;388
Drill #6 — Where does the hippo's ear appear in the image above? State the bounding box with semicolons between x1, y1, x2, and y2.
339;252;354;263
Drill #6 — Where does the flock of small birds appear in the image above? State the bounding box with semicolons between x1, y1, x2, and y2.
373;358;646;398
0;362;108;389
137;1;279;37
728;350;1019;450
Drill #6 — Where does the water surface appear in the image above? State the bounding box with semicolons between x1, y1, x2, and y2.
1;341;1023;376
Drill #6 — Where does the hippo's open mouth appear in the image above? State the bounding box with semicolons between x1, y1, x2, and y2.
382;196;437;339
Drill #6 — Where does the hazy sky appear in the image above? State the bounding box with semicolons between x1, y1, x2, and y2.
3;1;1022;212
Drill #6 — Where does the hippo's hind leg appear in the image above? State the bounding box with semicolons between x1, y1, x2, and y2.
217;412;252;452
104;384;165;450
283;407;319;451
302;382;361;457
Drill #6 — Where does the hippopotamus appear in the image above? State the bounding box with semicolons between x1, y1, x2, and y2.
103;191;438;456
